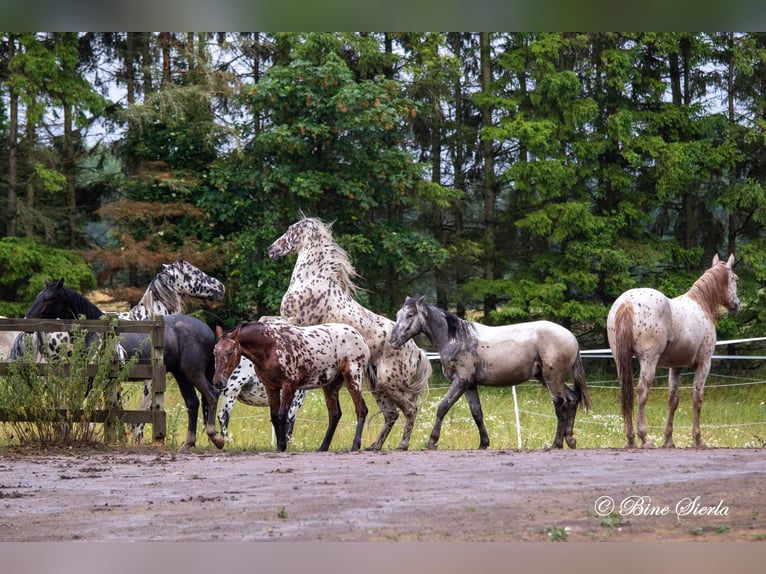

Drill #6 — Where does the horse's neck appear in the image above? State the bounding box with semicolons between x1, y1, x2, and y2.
128;280;183;319
425;305;477;352
289;247;337;288
238;325;272;364
421;305;454;350
683;268;724;324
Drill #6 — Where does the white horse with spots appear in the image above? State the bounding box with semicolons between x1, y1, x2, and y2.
607;253;739;449
268;214;432;451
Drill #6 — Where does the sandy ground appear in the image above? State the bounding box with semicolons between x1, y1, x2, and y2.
0;446;763;542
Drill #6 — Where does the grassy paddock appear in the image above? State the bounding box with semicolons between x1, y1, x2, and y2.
2;363;765;451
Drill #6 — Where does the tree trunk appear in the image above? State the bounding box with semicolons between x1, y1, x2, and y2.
480;32;497;321
64;102;77;248
6;35;18;237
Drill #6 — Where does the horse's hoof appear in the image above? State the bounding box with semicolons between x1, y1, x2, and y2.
211;435;225;449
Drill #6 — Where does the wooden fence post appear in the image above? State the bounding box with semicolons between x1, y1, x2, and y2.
151;315;166;444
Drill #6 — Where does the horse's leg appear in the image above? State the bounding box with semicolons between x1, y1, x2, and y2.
393;393;419;451
691;364;711;448
218;375;246;442
428;378;468;450
318;380;343;451
377;363;422;451
342;364;369;451
562;384;580;449
276;384;300;451
662;367;682;448
128;381;152;444
199;381;224;450
463;386;489;449
264;384;285;451
635;358;657;448
365;390;399;451
174;376;200;452
285;389;306;444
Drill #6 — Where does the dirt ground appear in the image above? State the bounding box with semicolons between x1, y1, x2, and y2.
0;446;763;542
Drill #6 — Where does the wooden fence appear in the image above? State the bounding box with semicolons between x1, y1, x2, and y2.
0;316;166;444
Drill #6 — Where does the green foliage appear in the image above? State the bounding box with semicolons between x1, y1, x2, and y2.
0;238;96;316
203;44;456;316
0;318;140;447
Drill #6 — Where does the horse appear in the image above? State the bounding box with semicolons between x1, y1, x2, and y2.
215;315;306;445
606;253;739;449
20;280;225;451
0;317;20;360
268;214;432;451
11;278;111;361
389;296;592;450
117;259;225;443
113;260;305;447
212;321;370;452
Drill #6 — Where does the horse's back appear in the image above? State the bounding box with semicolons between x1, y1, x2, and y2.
607;288;672;339
475;320;577;349
121;315;214;370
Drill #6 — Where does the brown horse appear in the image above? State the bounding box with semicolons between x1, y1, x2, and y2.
606;254;739;449
212;321;370;452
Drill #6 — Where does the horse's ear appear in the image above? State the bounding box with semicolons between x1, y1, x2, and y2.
726;253;735;268
215;325;224;340
416;295;426;305
712;253;720;266
232;324;241;339
55;278;65;289
299;209;306;220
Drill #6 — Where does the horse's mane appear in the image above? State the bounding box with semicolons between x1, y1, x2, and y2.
67;288;106;319
303;217;360;298
437;305;476;345
685;261;730;323
130;268;185;318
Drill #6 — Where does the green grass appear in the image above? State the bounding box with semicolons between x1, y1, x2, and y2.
2;363;765;451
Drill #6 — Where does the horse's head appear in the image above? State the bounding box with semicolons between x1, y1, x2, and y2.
162;260;225;301
25;278;73;319
212;325;243;389
268;213;326;260
388;295;427;349
713;253;739;315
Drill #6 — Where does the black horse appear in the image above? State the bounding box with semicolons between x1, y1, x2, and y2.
13;278;105;360
20;278;224;451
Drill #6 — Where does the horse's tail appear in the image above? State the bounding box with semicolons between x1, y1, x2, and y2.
572;351;592;411
613;303;636;425
411;346;432;399
366;363;378;390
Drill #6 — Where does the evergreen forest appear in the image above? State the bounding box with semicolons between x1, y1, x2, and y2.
2;32;766;348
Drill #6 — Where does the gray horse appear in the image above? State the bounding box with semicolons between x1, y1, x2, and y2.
389;296;592;450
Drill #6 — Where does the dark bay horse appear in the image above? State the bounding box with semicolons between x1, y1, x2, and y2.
19;279;225;451
120;315;225;451
212;321;370;452
607;253;739;449
389;296;592;450
117;259;226;444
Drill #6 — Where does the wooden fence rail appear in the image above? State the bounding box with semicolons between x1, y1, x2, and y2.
0;317;166;444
